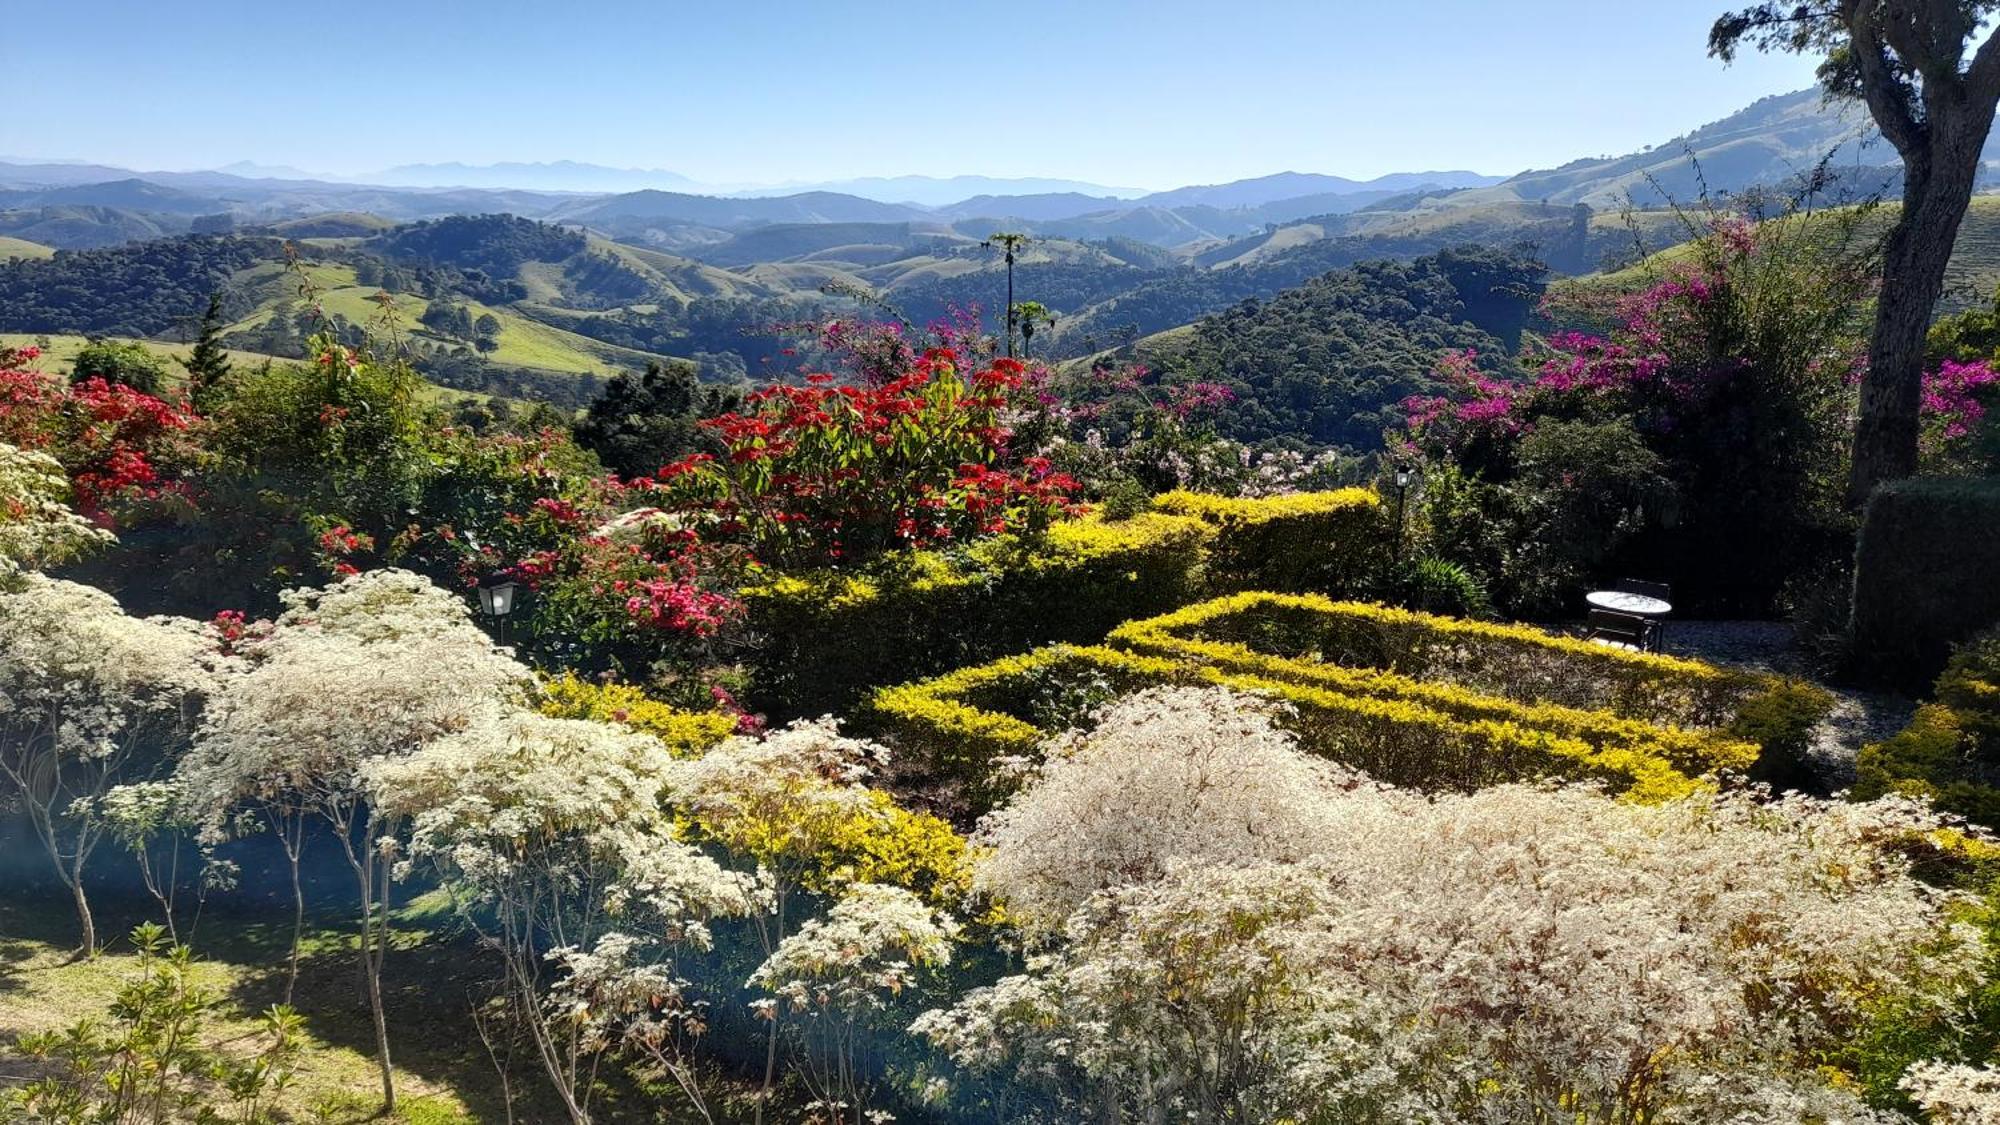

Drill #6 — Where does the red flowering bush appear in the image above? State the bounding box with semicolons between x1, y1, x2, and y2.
0;347;202;520
656;348;1080;569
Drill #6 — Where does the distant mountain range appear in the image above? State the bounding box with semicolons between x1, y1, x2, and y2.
14;86;2000;259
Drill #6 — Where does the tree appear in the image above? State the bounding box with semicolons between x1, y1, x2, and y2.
573;360;725;480
180;292;233;413
177;570;531;1113
0;577;223;954
0;441;113;586
1711;1;2000;503
983;232;1031;357
70;339;168;396
1012;300;1055;359
369;707;757;1125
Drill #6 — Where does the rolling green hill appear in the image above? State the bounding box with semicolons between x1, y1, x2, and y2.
0;235;52;260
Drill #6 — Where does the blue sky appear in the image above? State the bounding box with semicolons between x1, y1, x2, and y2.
0;0;1827;189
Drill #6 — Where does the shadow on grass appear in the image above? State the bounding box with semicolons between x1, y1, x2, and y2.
218;908;564;1124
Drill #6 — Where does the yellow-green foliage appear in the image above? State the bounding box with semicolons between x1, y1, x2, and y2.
1856;629;2000;827
747;490;1391;718
1109;591;1824;777
535;673;735;754
744;512;1214;716
871;645;1185;786
1110;596;1759;778
1117;591;1776;727
870;639;1712;808
1152;487;1384;592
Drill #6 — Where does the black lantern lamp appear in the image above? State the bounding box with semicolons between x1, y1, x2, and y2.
1390;461;1421;563
477;574;520;641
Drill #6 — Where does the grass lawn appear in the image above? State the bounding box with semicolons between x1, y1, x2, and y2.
0;889;536;1123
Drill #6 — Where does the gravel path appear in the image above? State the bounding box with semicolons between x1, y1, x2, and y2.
1655;620;1917;787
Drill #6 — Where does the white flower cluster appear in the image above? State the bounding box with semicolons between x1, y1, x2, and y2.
751;883;959;1017
1902;1062;2000;1125
972;687;1351;931
0;442;114;584
0;575;225;763
921;686;1987;1123
178;569;531;829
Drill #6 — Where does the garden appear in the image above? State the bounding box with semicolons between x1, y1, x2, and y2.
6;198;2000;1125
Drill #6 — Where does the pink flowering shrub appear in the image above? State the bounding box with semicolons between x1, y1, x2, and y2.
1398;208;1877;614
1922;357;2000;472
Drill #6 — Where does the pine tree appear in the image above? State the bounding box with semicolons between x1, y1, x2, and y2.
181;293;233;413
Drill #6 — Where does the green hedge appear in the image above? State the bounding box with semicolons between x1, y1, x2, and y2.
744;513;1213;718
870;640;1716;814
1151;487;1385;593
746;489;1385;718
1851;476;2000;691
1854;629;2000;827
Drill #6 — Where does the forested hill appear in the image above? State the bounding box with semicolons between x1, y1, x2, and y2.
1139;246;1546;449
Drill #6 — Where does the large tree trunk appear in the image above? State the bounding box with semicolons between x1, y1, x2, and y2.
1851;110;1993;506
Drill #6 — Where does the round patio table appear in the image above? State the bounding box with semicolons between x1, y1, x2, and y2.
1586;590;1672;617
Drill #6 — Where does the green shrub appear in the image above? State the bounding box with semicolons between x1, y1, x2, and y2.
747;489;1390;718
1151;487;1384;593
1855;627;2000;826
745;513;1213;718
70;339;168;395
1851;476;2000;690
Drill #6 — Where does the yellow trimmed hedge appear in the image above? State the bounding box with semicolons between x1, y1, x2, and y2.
1110;599;1757;778
1152;487;1384;592
744;513;1212;717
747;490;1387;717
1112;591;1774;727
536;673;736;754
1107;592;1825;779
870;641;1714;809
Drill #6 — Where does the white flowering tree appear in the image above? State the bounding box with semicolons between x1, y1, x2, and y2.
0;575;223;954
88;777;230;944
370;707;760;1125
178;569;529;1113
671;718;894;1123
750;882;958;1124
922;687;1990;1123
0;441;112;588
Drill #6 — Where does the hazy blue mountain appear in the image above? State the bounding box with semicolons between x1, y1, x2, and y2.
1140;170;1504;209
735;175;1147;205
369;161;697;193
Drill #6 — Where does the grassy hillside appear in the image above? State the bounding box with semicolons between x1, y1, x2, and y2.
0;235;53;260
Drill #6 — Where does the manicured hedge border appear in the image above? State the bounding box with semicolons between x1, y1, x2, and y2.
870;641;1714;811
1107;592;1826;779
1151;487;1385;593
747;489;1385;718
1850;476;2000;691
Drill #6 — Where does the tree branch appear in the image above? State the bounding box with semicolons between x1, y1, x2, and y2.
1846;1;1929;157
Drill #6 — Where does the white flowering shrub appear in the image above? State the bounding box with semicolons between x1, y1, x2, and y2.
924;686;1987;1123
0;441;113;586
372;707;759;1124
176;568;529;1113
1902;1062;2000;1124
751;883;959;1123
0;574;224;952
971;687;1354;931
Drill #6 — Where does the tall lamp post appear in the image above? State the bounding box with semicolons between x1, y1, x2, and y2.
1391;462;1419;564
477;574;520;644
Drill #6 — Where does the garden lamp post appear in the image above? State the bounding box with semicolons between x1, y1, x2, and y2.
477;574;519;643
1391;463;1419;564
